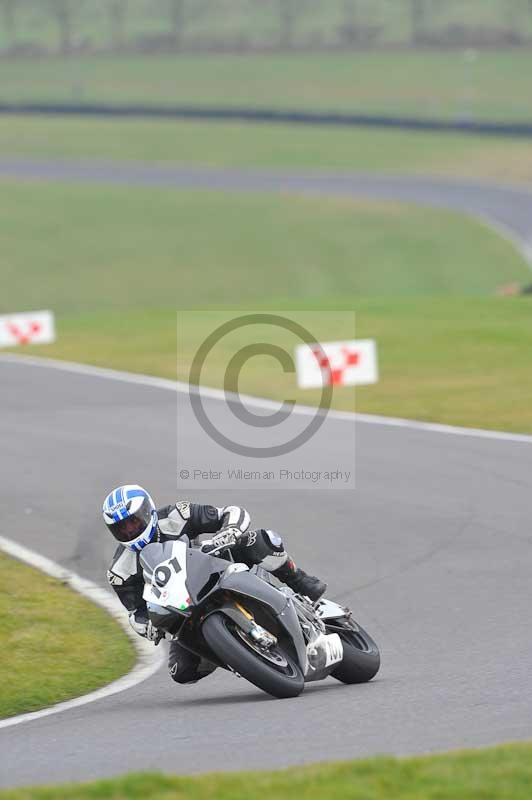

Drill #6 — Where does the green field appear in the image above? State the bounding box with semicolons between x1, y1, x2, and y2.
0;552;135;719
2;743;532;799
3;183;527;311
2;115;532;186
3;179;532;433
2;50;532;122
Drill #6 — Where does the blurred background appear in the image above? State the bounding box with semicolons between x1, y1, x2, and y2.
2;1;532;759
0;0;531;121
1;0;532;432
4;0;532;54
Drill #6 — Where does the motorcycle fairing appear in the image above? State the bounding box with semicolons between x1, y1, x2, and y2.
140;539;231;611
216;569;308;671
141;539;191;612
140;539;309;674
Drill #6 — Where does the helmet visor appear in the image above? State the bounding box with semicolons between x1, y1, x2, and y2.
106;497;153;543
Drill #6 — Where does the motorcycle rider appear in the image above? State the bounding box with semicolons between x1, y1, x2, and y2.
103;484;326;685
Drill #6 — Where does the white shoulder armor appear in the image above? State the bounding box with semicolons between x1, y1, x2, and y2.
108;548;138;581
175;501;191;519
159;506;188;537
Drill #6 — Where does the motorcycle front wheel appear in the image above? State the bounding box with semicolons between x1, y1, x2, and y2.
202;612;304;699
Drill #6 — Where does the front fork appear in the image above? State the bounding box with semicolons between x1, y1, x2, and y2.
202;593;307;672
232;600;278;649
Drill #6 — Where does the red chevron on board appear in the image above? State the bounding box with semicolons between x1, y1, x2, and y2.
310;344;362;386
6;320;42;345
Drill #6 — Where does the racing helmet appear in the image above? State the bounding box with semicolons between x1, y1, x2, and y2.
102;485;158;552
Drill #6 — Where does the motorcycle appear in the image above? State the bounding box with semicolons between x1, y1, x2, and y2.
140;535;380;699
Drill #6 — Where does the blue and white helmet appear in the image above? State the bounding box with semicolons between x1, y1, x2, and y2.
102;485;158;552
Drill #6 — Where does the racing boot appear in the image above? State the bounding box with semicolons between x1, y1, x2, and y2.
272;558;327;602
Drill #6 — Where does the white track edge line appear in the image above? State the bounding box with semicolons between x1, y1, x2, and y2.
2;352;532;445
0;535;164;730
471;210;532;272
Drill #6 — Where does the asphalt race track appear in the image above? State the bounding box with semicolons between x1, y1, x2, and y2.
1;162;532;788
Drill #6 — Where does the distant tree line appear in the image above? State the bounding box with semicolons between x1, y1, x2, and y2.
1;0;531;56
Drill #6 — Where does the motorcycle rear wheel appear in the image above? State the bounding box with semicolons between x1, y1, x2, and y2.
330;619;380;684
202;612;304;699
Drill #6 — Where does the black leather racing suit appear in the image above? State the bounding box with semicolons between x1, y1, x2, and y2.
107;501;288;684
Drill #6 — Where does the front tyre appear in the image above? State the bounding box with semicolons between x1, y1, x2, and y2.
202;612;304;699
330;619;380;684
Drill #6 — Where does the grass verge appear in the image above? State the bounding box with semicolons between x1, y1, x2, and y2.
26;296;532;434
3;180;531;433
2;50;532;122
1;742;532;799
1;183;528;313
0;552;135;719
2;115;532;185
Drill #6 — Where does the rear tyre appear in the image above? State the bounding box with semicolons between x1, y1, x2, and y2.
202;612;304;699
330;619;380;684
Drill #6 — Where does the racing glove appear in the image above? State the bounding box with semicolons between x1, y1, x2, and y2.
201;526;243;554
129;609;149;637
129;611;163;644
